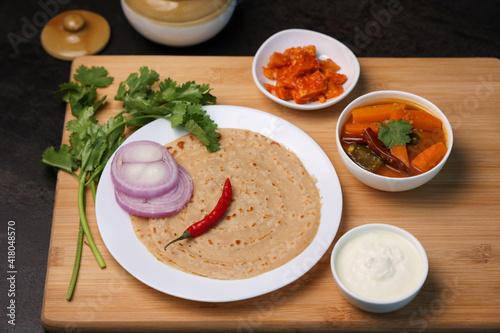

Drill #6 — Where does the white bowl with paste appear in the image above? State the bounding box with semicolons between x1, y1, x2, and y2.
331;224;428;313
121;0;236;47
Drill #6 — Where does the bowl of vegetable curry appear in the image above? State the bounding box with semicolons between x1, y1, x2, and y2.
336;90;453;192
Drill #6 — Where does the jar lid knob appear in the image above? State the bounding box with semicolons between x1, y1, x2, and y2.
63;13;86;32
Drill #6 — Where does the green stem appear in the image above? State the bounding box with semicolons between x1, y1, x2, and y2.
105;114;164;137
86;171;100;190
66;224;84;301
78;171;106;268
91;179;97;201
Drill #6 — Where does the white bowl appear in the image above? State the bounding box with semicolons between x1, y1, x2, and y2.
121;0;236;47
336;90;453;192
252;29;360;110
331;223;428;313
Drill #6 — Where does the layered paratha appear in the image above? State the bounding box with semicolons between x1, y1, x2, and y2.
131;128;321;279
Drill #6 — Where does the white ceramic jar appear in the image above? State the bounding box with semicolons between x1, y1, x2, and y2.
121;0;236;47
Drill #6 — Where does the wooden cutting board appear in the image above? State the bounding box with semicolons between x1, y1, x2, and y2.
42;56;500;332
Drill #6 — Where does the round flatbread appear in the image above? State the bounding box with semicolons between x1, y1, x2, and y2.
131;128;321;279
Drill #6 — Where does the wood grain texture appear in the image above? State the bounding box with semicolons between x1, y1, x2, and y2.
41;56;500;332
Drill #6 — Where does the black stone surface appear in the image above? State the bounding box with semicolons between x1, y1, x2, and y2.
0;1;499;332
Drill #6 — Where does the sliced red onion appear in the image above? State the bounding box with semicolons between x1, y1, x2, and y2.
114;165;193;218
111;140;179;198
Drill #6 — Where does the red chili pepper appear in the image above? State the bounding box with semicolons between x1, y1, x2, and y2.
363;127;410;173
164;178;232;249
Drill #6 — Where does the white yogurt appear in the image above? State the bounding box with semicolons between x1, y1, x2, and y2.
334;229;425;301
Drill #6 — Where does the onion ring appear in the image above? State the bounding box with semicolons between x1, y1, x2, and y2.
114;165;193;218
110;140;179;198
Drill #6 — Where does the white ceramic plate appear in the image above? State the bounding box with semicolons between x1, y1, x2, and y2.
252;29;360;110
95;105;343;302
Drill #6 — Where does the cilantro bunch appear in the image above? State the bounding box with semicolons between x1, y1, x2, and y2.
41;65;219;300
115;66;219;152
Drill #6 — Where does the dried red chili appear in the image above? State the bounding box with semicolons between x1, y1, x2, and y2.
363;127;410;173
164;178;232;249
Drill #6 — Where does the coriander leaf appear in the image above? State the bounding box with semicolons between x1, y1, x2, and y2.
57;66;113;117
183;119;220;153
56;83;98;117
102;115;126;158
377;119;413;149
41;145;78;173
68;131;87;163
181;104;220;152
119;95;162;116
158;80;202;103
74;65;114;87
66;106;97;129
137;66;160;89
183;119;209;143
81;130;107;172
167;102;189;127
156;78;178;102
93;95;107;111
115;82;128;101
56;82;81;102
197;83;217;105
204;131;221;153
102;113;126;144
157;79;216;105
66;107;98;154
115;67;159;101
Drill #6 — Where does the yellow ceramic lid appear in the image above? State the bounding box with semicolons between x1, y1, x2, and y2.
41;10;110;61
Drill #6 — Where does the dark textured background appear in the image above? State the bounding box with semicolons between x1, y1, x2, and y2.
0;1;499;332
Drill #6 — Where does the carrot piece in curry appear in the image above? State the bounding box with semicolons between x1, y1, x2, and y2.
351;103;406;123
390;144;411;169
411;141;447;172
408;109;442;132
344;122;380;135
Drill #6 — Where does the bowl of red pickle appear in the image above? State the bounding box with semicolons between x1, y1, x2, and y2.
336;90;453;192
252;29;360;110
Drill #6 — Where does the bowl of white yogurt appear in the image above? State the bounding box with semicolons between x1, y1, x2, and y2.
331;223;428;313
